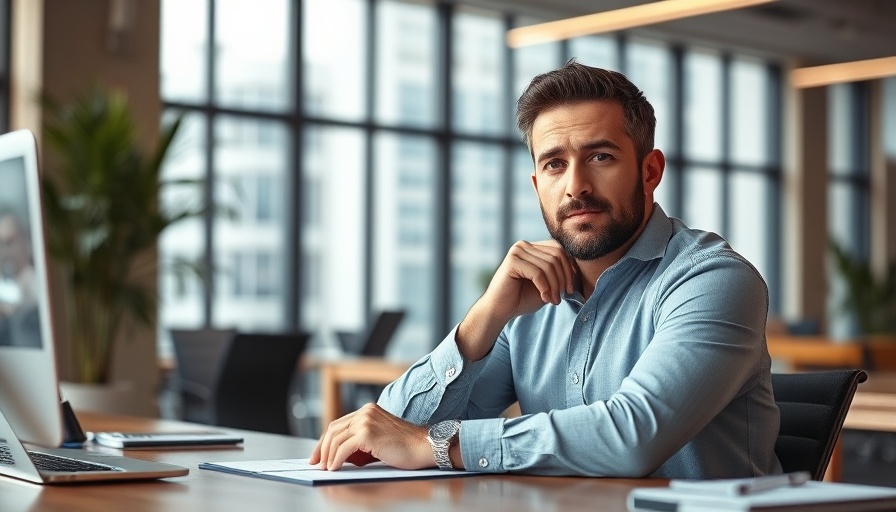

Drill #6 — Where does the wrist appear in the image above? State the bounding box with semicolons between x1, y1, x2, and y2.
448;440;464;470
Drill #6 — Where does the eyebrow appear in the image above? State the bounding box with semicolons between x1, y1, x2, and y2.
535;139;623;164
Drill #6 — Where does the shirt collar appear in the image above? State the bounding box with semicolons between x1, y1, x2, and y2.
621;202;673;263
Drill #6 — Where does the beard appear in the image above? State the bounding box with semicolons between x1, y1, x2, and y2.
540;178;645;261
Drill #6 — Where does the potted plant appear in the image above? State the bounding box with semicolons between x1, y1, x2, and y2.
829;239;896;337
40;84;203;389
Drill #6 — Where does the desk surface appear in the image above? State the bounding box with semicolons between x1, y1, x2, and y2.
2;412;665;512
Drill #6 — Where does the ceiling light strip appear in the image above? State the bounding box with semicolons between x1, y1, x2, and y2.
506;0;777;48
791;56;896;88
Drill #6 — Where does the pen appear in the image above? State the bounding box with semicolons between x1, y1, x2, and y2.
669;471;812;497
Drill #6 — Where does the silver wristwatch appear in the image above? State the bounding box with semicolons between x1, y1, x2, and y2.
427;420;461;470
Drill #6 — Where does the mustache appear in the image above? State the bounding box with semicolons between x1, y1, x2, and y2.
556;196;613;222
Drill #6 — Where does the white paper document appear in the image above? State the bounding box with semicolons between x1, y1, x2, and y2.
198;458;475;486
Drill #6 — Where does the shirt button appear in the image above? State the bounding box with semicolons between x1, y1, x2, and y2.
582;314;590;322
478;458;489;468
572;373;579;384
446;367;456;378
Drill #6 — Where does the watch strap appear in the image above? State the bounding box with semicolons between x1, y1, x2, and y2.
427;420;461;470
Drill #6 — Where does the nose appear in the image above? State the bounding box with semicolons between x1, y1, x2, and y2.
564;161;592;198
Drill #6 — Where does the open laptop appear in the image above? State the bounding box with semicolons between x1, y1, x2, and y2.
0;129;188;483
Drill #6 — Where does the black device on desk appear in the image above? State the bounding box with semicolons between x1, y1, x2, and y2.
94;431;244;449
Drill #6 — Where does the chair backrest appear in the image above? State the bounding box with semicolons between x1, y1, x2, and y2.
169;328;236;423
772;369;867;480
358;310;405;357
212;331;309;435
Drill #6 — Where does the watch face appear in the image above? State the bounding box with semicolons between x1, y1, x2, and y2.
429;420;459;441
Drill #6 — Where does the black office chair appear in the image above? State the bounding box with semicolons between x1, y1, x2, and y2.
212;331;309;435
772;369;867;480
338;310;406;357
170;328;236;424
335;310;406;412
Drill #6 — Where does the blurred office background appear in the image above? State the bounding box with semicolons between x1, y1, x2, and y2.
3;0;896;482
149;0;896;359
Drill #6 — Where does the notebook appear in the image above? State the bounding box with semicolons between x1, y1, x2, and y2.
0;129;188;484
628;479;896;511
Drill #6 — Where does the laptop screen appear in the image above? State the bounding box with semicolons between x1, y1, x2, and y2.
0;130;65;447
0;156;42;349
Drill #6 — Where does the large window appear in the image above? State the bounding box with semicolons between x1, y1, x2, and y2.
159;0;784;360
827;82;871;337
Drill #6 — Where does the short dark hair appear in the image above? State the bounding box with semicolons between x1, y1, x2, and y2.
516;59;656;164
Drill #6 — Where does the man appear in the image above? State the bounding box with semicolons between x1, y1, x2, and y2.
311;61;781;479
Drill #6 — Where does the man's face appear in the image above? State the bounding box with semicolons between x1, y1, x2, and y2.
530;100;647;261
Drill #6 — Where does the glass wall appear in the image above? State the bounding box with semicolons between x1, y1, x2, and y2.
159;0;785;360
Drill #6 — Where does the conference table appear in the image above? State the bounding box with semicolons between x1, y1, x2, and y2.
2;412;667;512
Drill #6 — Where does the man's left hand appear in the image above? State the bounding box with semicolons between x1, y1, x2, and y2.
309;403;433;471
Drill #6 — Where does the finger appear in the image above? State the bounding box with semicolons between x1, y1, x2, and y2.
309;437;323;465
329;436;364;472
512;242;567;304
508;242;560;303
533;241;576;294
326;424;358;470
527;244;573;302
318;413;351;469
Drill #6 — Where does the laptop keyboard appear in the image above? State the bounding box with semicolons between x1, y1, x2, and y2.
0;443;117;472
28;451;118;472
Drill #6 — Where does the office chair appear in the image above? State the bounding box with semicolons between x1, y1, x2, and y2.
170;328;237;424
212;331;310;435
338;310;406;357
772;369;867;480
335;310;406;412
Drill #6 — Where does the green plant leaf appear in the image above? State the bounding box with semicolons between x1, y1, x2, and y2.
40;84;210;383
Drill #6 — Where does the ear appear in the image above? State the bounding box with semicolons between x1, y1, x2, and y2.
641;149;665;197
531;171;538;193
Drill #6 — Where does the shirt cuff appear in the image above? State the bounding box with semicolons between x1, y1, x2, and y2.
428;324;490;388
459;417;505;473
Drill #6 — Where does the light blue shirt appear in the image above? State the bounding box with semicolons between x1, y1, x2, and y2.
379;204;782;478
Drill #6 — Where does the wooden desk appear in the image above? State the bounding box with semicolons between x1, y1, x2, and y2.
1;412;665;512
767;336;866;369
316;357;410;429
766;336;896;371
845;372;896;433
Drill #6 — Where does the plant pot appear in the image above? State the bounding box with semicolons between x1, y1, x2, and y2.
59;380;137;416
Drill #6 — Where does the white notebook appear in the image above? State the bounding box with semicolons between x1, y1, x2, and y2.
628;480;896;512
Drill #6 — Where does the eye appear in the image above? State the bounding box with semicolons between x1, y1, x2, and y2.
542;159;566;173
591;153;614;162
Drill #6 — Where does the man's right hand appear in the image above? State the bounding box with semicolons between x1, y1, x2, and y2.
456;240;575;361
